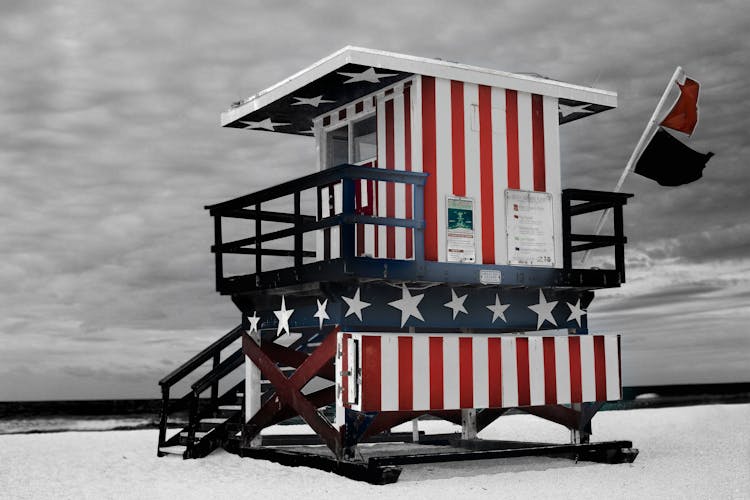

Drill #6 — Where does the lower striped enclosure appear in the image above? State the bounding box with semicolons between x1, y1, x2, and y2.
336;332;621;413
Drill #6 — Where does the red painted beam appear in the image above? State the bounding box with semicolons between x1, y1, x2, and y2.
260;340;336;381
264;386;336;428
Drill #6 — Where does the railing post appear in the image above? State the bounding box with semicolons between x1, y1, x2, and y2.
413;181;425;266
213;215;223;292
294;191;302;269
157;385;169;454
187;391;199;457
561;191;572;270
341;177;355;260
613;203;625;283
211;351;220;408
255;202;262;278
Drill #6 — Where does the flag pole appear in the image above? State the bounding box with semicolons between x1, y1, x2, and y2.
580;66;684;264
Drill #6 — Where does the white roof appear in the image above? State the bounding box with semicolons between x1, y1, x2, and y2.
222;46;617;134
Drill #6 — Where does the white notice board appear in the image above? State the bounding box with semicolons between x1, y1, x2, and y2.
505;189;555;267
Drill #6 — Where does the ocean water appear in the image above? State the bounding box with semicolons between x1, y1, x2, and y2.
0;415;161;435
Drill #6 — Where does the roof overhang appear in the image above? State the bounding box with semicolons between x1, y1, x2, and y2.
222;46;618;136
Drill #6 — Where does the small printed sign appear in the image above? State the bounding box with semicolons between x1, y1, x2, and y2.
505;189;555;267
479;269;502;285
446;196;476;263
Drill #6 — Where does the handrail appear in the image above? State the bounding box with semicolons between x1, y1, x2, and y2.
213;212;424;254
159;325;243;388
206;163;427;214
157;324;245;457
191;348;244;395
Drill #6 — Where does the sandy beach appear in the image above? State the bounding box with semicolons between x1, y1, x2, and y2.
1;404;747;499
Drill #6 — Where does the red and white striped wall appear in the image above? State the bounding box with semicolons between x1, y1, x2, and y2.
316;76;563;265
337;332;621;413
417;76;562;265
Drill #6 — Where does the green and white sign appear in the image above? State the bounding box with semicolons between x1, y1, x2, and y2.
446;196;475;263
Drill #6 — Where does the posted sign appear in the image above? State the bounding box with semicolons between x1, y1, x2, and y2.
446;196;475;263
505;190;555;267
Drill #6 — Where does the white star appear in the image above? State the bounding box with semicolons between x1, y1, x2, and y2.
338;67;398;84
239;118;290;131
528;290;558;330
558;103;594;119
566;299;586;327
313;298;330;329
298;125;315;135
247;311;260;333
486;294;510;323
273;296;295;336
292;95;334;107
444;289;468;320
388;284;425;327
342;288;371;321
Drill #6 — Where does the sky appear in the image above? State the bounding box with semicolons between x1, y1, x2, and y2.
2;0;749;400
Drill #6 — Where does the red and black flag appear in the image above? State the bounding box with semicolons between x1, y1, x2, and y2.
634;75;713;186
660;77;700;136
634;128;714;186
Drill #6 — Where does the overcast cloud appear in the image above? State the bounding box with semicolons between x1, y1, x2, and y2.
1;0;749;400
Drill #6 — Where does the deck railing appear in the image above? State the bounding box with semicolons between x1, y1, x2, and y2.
206;164;428;291
206;167;631;291
561;189;633;283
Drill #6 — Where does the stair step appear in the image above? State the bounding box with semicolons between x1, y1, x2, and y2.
200;417;228;425
218;405;242;411
159;445;187;456
236;392;244;397
179;430;211;439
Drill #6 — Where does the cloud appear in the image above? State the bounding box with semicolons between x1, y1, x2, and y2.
1;0;749;399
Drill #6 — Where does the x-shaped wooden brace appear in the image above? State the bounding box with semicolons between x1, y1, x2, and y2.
242;326;342;458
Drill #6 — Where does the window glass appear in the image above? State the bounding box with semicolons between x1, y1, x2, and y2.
327;125;348;167
352;116;376;163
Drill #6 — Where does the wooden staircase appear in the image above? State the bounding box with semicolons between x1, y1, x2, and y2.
157;326;245;459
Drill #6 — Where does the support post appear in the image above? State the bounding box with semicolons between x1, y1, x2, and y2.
335;332;345;428
461;409;478;440
210;351;220;408
570;403;591;444
244;328;262;447
157;385;169;454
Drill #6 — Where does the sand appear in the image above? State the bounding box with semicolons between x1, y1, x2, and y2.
1;404;748;499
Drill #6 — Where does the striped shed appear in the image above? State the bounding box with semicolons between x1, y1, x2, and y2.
336;332;622;413
222;47;617;267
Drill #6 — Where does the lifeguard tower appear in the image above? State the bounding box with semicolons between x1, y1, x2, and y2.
157;47;637;482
